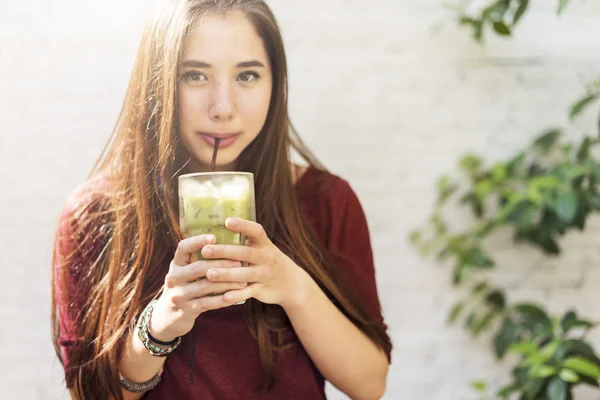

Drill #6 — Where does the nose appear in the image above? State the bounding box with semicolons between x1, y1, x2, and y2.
209;82;236;122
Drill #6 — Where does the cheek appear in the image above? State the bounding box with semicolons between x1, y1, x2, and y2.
178;90;197;129
239;87;272;128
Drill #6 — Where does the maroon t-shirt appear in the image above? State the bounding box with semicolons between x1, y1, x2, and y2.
54;167;388;399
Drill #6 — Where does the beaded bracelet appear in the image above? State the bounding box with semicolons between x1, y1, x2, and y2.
136;299;182;357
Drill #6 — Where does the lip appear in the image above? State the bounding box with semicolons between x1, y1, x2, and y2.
198;132;241;148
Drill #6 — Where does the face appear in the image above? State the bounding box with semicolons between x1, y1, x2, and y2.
177;11;273;172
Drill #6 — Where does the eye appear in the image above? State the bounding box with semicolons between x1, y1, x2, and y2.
238;71;260;83
182;71;207;83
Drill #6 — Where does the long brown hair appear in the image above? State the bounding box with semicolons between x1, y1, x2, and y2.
51;1;392;399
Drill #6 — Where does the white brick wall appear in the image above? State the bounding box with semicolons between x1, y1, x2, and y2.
2;0;600;398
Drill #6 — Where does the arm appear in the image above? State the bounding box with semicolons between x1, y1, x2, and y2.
113;328;168;400
283;269;389;400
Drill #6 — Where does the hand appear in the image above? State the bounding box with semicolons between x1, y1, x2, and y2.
149;234;248;342
200;217;311;308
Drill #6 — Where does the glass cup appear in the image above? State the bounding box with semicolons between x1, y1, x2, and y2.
178;172;256;304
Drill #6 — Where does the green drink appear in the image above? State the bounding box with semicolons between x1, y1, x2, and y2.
178;172;256;301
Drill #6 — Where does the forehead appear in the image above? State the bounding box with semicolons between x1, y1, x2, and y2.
182;11;267;63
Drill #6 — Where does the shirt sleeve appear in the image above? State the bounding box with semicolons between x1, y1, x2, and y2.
53;202;84;387
324;178;389;337
53;184;105;387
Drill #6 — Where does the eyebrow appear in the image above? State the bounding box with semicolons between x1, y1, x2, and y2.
180;59;266;69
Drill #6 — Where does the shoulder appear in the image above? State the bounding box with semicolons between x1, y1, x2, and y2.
56;174;112;245
60;174;111;220
298;166;361;207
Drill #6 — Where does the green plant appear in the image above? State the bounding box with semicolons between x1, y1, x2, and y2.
446;0;570;42
412;3;600;399
454;281;600;399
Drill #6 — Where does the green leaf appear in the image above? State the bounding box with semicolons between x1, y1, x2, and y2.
578;374;600;388
507;152;526;174
459;154;483;174
541;340;561;359
533;129;561;153
474;311;496;336
472;380;487;392
570;93;599;120
485;290;506;310
493;21;511;36
473;20;484;42
538;235;560;255
494;318;519;358
465;311;480;333
561;311;577;333
563;356;600;378
475;180;493;199
559;368;580;383
557;0;569;15
526;378;545;398
552;191;578;223
530;364;557;378
437;176;458;205
514;303;553;327
454;262;471;284
471;281;490;295
409;230;421;245
513;367;530;386
577;137;592;162
459;16;477;26
513;0;529;24
588;195;600;210
467;247;495;268
554;340;600;364
509;201;539;230
546;376;568;400
448;301;465;323
524;351;549;367
492;163;507;182
483;1;510;21
570;320;595;330
460;192;484;218
496;383;519;398
509;341;538;355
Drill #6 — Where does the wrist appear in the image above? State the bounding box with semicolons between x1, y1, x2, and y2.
281;264;315;311
137;299;182;357
148;300;178;344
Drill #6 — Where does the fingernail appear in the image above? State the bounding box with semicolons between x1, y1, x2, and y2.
232;261;242;268
204;247;214;257
238;282;247;288
207;235;216;243
207;270;217;280
227;218;237;227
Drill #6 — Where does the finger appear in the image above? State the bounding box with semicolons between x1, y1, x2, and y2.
223;284;261;304
173;234;216;266
225;218;270;246
168;259;242;285
206;266;261;283
189;294;237;313
202;244;258;264
183;280;248;300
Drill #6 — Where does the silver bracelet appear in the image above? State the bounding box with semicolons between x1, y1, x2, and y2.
119;369;163;393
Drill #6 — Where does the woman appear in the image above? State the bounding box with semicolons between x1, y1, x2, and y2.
52;1;392;399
